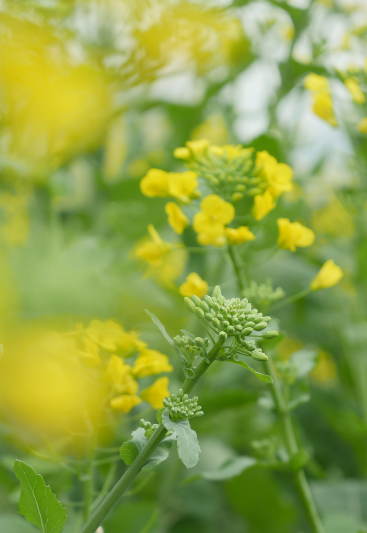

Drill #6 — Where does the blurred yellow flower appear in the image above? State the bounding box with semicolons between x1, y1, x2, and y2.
191;115;229;146
0;17;112;173
252;191;276;221
357;117;367;134
140;377;170;409
132;349;173;378
77;338;101;367
165;202;189;234
140;169;169;197
277;218;315;252
311;196;355;238
0;192;30;247
135;225;172;266
345;77;365;103
110;395;142;413
310;259;343;290
186;139;210;159
254;151;293;197
193;194;235;245
179;272;208;298
304;74;337;126
85;319;145;354
105;355;138;396
225;226;256;245
311;351;337;384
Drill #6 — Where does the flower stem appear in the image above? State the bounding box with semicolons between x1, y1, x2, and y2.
268;288;311;311
78;337;225;533
265;358;325;533
227;246;247;290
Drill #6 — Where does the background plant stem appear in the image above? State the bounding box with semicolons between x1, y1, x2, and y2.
78;336;225;533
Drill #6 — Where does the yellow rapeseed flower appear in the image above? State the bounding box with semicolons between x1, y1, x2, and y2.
165;202;189;234
140;169;199;203
140;377;170;409
134;225;172;266
105;355;139;395
110;395;142;413
86;319;145;353
252;191;276;221
77;338;101;367
357;117;367;134
304;74;337;127
254;151;293;197
311;351;337;384
304;73;330;92
310;259;343;290
193;194;235;245
140;169;169;197
277;218;315;252
132;349;173;378
345;77;365;103
225;226;256;245
179;273;208;298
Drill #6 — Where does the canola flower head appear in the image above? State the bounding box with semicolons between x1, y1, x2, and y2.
193;194;235;245
163;390;204;422
310;259;343;291
225;226;256;245
140;169;199;203
165;202;189;234
132;349;173;378
179;272;208;298
252;191;276;221
277;218;315;252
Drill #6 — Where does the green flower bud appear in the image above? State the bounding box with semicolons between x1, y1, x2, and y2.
183;394;188;401
254;316;264;324
201;300;209;312
262;316;271;322
178;389;184;398
227;325;235;334
195;411;204;417
173;336;182;347
219;331;227;341
235;324;243;331
251;351;268;361
263;331;279;339
184;297;196;314
242;327;253;336
204;295;214;307
213;302;221;312
212;285;222;298
192;397;198;402
254;322;267;331
195;337;205;347
248;187;263;196
245;321;255;327
223;320;230;327
195;307;205;319
191;295;202;307
212;318;220;328
206;313;214;322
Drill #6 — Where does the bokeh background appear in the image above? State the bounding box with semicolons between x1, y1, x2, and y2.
0;0;367;532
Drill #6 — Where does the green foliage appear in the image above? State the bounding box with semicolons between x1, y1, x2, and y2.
13;461;66;533
227;358;273;383
162;409;201;469
119;428;175;472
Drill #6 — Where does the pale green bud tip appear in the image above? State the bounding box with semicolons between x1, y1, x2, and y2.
219;331;227;340
253;322;268;331
251;351;268;361
200;300;209;312
191;294;202;307
263;331;279;339
195;411;204;417
195;337;205;347
212;285;222;298
194;306;205;319
184;297;196;313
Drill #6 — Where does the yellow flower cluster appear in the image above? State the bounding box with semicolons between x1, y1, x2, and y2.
304;74;338;127
193;194;235;246
140;169;200;203
0;319;172;451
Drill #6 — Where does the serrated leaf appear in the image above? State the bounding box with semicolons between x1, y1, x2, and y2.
120;428;175;471
229;359;273;383
119;428;146;465
202;456;257;481
162;409;200;468
145;310;189;374
13;460;66;533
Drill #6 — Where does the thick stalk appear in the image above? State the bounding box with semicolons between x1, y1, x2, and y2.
227;252;324;533
265;358;325;533
79;337;225;533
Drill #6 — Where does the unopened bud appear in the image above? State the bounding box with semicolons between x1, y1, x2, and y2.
184;297;196;314
227;325;235;334
212;318;220;328
254;322;267;331
263;331;279;339
201;300;209;312
191;295;202;307
251;351;268;361
219;331;227;341
178;389;184;398
206;313;214;322
231;192;243;202
204;295;214;307
195;411;204;417
212;285;222;298
245;321;255;327
242;327;253;336
194;307;205;319
195;337;205;347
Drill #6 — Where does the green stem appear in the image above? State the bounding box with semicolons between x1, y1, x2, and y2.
265;358;324;533
78;337;225;533
227;246;247;290
83;460;94;522
268;288;311;312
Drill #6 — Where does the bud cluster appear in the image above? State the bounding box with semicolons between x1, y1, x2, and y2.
163;389;204;422
242;279;285;309
140;419;174;439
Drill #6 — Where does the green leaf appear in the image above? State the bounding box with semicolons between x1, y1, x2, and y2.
142;434;176;472
13;460;66;533
119;428;146;465
229;359;273;383
162;409;201;468
120;428;176;471
202;456;257;481
145;310;190;376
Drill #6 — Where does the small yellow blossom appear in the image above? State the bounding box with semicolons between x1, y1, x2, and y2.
197;233;227;247
345;77;365;103
225;226;256;245
310;259;343;291
209;145;254;161
165;202;189;234
174;147;191;159
135;225;172;266
357;117;367;134
110;395;142;413
193;194;235;245
312;92;338;127
77;338;101;367
186;139;210;158
140;169;170;197
140;377;170;409
168;171;199;203
277;218;315;252
304;74;330;92
311;351;337;383
255;151;293;197
252;191;276;221
179;272;208;298
86;320;123;352
132;349;173;378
